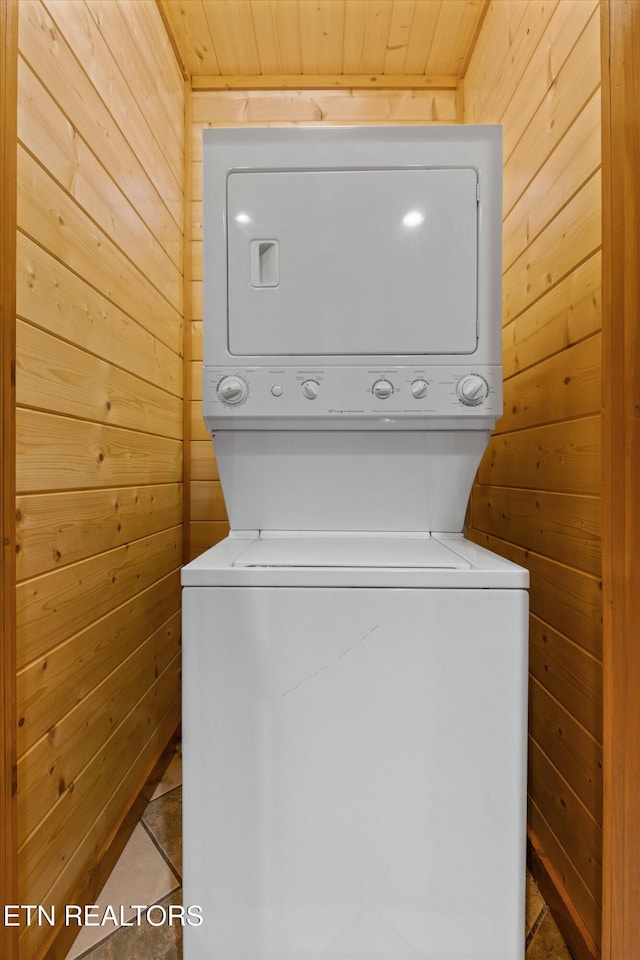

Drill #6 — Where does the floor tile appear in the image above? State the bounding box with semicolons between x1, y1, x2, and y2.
527;907;574;960
69;890;183;960
526;871;547;935
65;825;180;959
143;786;183;877
151;749;182;801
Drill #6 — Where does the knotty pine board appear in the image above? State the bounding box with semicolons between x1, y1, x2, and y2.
529;678;602;824
16;485;182;581
18;613;180;846
17;572;181;756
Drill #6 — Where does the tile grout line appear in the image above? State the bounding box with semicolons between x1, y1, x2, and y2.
526;903;549;951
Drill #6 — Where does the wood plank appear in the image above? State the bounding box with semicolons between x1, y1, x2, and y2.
16;484;182;580
192;201;203;242
18;656;180;924
600;2;640;956
501;0;598;163
0;2;19;955
465;531;602;660
380;0;414;75
160;0;220;77
462;0;531;123
17;611;180;844
16;571;180;755
18;0;183;254
250;0;302;75
529;801;601;949
191;400;209;441
503;10;601;215
191;72;460;91
191;278;203;319
191;318;203;360
190;439;219;481
503;252;601;379
124;0;185;126
342;0;394;74
191;360;203;401
202;0;261;76
529;737;602;904
19;697;178;959
18;147;183;356
190;480;228;522
16;409;182;494
504;89;601;272
16;235;182;397
16;321;183;441
86;0;183;171
189;521;231;561
477;416;600;496
18;55;184;288
401;0;441;74
503;172;601;326
529;614;603;742
190;89;457;134
528;830;600;960
40;0;182;228
498;334;601;434
529;678;602;824
299;0;346;75
425;0;487;77
182;82;193;566
16;527;182;668
470;485;601;577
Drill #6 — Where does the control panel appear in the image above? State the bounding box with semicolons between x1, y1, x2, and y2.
204;365;502;420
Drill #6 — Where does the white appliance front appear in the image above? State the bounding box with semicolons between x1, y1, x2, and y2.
227;167;478;357
182;571;528;960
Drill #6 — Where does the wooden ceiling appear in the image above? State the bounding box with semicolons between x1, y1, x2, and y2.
159;0;488;88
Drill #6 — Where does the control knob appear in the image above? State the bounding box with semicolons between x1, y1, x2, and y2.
301;379;319;400
372;379;394;400
411;379;429;399
457;374;489;406
217;375;248;406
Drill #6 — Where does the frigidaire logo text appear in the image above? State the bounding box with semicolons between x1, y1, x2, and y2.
328;408;366;414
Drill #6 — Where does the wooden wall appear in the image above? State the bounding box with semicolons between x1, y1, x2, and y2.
188;85;457;557
464;2;602;954
15;2;184;956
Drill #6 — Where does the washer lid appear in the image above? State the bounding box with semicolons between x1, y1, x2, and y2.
233;536;470;569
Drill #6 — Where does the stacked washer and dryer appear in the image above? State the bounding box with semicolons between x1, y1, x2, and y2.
182;126;529;960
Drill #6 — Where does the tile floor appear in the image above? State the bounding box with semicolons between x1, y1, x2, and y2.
65;747;573;959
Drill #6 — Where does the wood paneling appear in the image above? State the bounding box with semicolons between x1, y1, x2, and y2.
160;0;486;81
600;2;640;957
464;3;602;953
15;2;184;955
1;2;19;956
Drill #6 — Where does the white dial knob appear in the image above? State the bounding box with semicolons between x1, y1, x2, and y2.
457;374;489;406
217;375;248;406
372;379;394;400
411;379;429;399
302;379;319;400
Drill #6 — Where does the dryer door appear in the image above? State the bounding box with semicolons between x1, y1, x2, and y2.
226;168;478;357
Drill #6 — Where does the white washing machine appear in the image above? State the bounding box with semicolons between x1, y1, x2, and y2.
182;126;529;960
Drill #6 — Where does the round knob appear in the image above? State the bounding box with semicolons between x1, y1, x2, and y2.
302;379;319;400
411;379;429;399
217;375;248;406
372;379;394;400
457;374;489;406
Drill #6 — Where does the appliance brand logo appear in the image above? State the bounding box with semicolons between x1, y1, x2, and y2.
328;408;366;415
